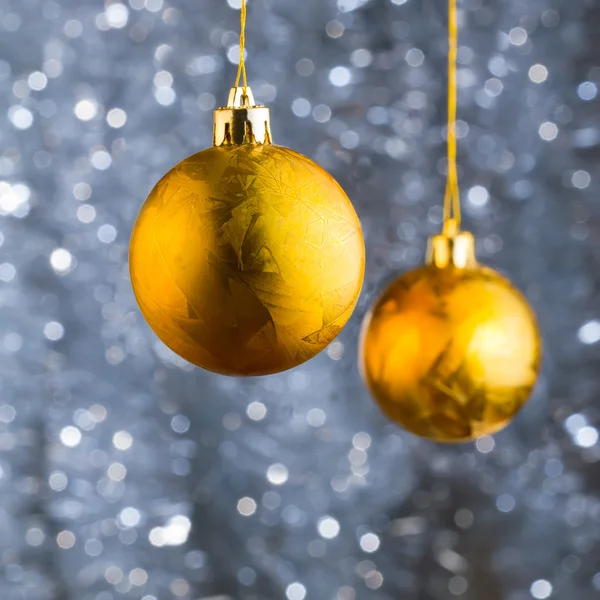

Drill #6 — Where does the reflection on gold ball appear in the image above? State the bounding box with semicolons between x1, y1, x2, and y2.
360;264;541;441
130;144;365;376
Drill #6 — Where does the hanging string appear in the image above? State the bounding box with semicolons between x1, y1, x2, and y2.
443;0;461;233
234;0;248;91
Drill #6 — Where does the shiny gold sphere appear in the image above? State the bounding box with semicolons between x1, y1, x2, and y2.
130;143;365;376
360;263;541;442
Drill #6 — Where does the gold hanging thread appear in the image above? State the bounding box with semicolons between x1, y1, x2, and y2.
443;0;461;235
234;0;248;91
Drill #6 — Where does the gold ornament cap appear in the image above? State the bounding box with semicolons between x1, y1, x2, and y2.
213;87;272;147
426;219;477;269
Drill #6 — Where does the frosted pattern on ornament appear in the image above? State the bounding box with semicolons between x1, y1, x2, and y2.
130;144;365;376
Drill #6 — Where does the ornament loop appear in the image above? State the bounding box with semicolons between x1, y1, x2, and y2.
213;86;272;147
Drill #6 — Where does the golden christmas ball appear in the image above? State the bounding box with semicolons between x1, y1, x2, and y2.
130;87;365;376
360;229;541;442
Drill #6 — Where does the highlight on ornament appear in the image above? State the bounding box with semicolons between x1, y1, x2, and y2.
129;0;365;377
358;0;542;442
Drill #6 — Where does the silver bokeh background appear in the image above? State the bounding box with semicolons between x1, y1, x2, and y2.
1;0;600;599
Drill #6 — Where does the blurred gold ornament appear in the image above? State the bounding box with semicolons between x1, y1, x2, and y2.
130;86;364;376
359;0;541;441
360;229;541;442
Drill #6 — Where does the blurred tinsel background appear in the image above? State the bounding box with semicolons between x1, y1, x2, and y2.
1;0;600;598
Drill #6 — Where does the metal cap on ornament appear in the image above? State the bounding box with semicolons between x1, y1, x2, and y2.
426;219;477;269
213;86;272;147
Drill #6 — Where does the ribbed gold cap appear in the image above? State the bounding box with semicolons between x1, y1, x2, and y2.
213;87;272;147
426;220;477;269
